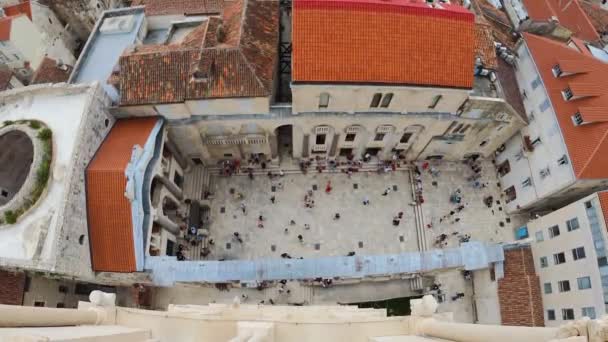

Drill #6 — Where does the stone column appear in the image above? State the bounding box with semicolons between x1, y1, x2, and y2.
329;133;340;157
154;213;180;235
0;304;104;327
269;133;278;160
418;318;560;342
164;138;189;171
158;176;183;201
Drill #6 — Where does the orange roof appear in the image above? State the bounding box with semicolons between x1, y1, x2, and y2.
86;118;159;273
522;0;600;42
524;33;608;179
292;0;476;88
2;1;32;21
0;17;12;41
598;192;608;228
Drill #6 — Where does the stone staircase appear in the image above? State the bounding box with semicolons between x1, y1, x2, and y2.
183;165;213;202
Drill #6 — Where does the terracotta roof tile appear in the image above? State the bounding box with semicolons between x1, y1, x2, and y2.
598;191;608;228
119;0;279;105
2;0;32;20
292;0;475;88
522;0;600;42
86;117;159;273
496;58;527;122
31;57;73;84
475;21;498;69
131;0;222;16
580;0;608;35
524;33;608;179
120;50;195;105
0;17;12;41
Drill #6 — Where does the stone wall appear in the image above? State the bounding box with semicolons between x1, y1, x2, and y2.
49;0;121;42
51;85;116;280
0;269;25;305
498;246;545;327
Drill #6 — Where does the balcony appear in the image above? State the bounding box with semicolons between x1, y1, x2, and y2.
203;134;267;145
312;144;327;153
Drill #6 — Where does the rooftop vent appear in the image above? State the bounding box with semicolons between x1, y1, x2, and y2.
100;15;136;35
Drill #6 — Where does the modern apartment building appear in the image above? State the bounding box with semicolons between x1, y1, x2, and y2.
527;191;608;326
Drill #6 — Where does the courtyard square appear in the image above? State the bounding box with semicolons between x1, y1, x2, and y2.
419;160;518;249
206;170;417;260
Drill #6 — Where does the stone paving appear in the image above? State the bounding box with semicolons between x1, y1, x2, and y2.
419;160;518;250
206;170;417;260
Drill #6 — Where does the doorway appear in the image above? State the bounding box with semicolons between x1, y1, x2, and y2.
275;125;293;161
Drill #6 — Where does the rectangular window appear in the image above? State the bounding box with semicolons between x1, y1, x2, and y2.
429;95;443;109
562;308;575;320
56;303;65;308
319;93;330;109
572;112;584;126
553;64;562;77
539;98;551;112
34;301;45;307
572;247;586;260
400;133;413;144
505;186;517;203
582;307;596;319
540;167;551;179
577;276;592;290
531;76;542;90
531;137;542;146
535;231;544;242
544;282;552;294
380;93;393;108
540;256;548;268
566;218;580;231
370;93;382;108
547;309;556;320
549;225;560;238
563;88;573;100
558;280;571;292
345;133;356;142
316;134;326;145
374;133;385;141
558;155;569;165
497;160;511;177
173;171;183;189
554;252;566;265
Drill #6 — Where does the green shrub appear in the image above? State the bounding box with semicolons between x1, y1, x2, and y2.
4;211;17;224
37;128;52;140
29;121;41;129
2;120;14;127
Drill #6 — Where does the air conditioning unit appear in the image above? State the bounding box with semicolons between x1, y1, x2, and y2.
100;15;136;35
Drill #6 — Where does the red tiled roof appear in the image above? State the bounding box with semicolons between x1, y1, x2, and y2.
2;0;32;21
31;57;73;85
598;191;608;229
522;0;600;42
0;17;12;41
131;0;222;16
119;0;278;105
524;33;608;179
580;0;608;35
475;21;499;69
292;0;475;88
86;118;159;273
